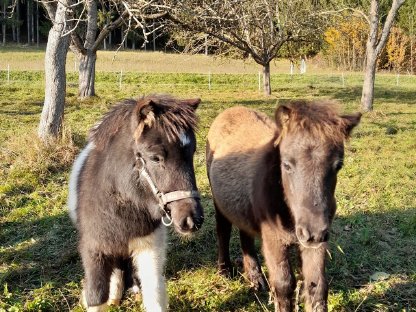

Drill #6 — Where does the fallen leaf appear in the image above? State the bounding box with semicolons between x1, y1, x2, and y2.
370;272;390;281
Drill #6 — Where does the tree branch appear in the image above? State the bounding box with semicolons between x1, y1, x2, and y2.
375;0;406;56
92;10;129;52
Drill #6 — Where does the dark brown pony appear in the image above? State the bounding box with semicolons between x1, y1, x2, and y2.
68;94;204;312
206;101;361;312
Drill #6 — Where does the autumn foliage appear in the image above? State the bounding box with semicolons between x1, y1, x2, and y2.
323;17;415;73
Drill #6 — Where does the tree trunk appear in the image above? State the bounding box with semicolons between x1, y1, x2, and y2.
78;51;96;97
76;0;97;98
12;23;16;42
31;0;35;44
2;0;6;45
26;0;30;44
263;62;271;96
361;0;405;111
38;0;71;143
361;52;377;112
36;1;39;46
16;0;20;43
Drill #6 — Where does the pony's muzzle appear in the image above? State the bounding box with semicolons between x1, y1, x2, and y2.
296;225;329;247
169;198;204;234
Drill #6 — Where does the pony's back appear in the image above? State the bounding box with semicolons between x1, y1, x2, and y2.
206;106;277;235
207;106;276;159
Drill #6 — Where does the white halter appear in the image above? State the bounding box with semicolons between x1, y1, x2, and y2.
136;156;200;226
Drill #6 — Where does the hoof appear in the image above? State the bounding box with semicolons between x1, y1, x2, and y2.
135;292;142;302
107;299;121;306
311;301;328;312
81;289;87;308
246;268;267;291
218;262;236;278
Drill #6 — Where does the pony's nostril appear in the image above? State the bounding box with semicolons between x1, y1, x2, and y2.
321;229;330;242
296;227;311;242
180;216;195;231
307;235;315;243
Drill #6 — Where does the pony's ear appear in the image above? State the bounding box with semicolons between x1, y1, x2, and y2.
275;105;292;131
134;99;157;141
138;99;157;121
341;112;362;137
273;105;292;146
180;98;201;110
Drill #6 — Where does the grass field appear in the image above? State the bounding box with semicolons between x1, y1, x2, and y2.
0;49;415;312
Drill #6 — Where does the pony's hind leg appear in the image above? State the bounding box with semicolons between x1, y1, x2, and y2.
82;251;113;311
215;205;233;276
132;226;167;312
239;230;266;291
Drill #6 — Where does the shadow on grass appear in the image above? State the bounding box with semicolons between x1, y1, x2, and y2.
165;191;415;310
169;286;269;312
0;213;82;291
323;85;416;105
327;208;416;310
0;110;39;116
2;193;414;310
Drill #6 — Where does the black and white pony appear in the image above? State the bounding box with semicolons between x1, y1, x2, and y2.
68;95;204;312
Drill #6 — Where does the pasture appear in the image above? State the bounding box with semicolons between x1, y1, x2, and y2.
0;49;415;311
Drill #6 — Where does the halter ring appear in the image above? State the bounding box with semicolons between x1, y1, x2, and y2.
162;214;173;226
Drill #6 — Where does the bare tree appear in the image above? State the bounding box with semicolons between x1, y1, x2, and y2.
38;0;167;142
361;0;405;112
38;0;73;142
70;0;166;98
2;0;7;45
167;0;326;95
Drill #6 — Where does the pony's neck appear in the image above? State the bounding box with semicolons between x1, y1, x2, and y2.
254;139;294;231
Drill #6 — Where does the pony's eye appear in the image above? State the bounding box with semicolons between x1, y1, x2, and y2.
282;162;292;172
150;155;163;163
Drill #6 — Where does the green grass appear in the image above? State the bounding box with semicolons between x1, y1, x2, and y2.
1;51;415;311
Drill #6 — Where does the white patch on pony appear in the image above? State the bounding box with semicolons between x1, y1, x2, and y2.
130;226;167;312
67;142;95;224
108;268;124;305
179;132;191;147
132;285;140;294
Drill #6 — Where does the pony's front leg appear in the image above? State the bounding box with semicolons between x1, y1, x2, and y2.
300;243;328;312
131;226;167;312
261;224;295;312
107;267;124;306
81;250;113;312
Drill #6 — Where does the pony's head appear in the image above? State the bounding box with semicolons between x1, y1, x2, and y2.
275;101;361;248
131;95;204;235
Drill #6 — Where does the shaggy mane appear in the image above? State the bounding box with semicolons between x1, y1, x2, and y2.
279;100;350;144
143;95;198;143
89;95;198;149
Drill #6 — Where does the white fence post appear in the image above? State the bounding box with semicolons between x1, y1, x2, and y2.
119;70;123;89
258;71;261;92
300;59;306;74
